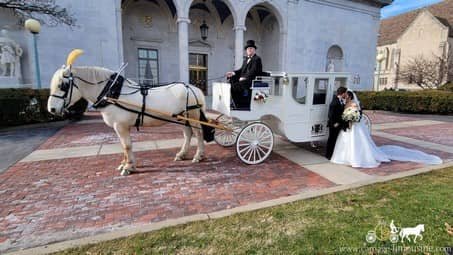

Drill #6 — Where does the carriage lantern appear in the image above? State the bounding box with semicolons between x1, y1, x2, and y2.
200;20;209;41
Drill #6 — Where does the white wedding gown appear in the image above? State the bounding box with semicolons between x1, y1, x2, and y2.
330;112;442;168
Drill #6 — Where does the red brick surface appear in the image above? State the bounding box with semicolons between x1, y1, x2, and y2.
363;110;418;124
39;123;183;149
0;145;334;252
380;123;453;147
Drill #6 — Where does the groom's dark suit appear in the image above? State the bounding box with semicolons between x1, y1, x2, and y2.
326;95;345;160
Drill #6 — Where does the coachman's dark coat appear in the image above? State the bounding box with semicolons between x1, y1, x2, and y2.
230;54;263;108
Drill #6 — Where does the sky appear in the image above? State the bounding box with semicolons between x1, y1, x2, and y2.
381;0;444;19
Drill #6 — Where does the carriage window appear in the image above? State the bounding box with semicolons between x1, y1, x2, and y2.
292;77;307;104
313;78;328;105
138;48;159;85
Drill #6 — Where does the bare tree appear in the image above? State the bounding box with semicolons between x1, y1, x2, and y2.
400;55;444;89
0;0;76;27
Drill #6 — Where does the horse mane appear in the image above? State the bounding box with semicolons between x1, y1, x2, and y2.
73;66;115;83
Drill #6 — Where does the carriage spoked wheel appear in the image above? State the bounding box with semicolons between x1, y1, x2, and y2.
214;114;239;147
362;113;372;134
236;122;274;165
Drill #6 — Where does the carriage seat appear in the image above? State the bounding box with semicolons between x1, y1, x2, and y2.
229;72;271;111
260;71;271;77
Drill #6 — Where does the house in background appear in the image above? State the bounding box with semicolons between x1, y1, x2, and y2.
375;0;453;90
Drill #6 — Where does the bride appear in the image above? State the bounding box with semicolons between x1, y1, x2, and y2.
330;90;442;168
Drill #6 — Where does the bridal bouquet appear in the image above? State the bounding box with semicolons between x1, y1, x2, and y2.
342;107;361;122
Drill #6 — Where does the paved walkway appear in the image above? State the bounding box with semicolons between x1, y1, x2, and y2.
0;121;68;173
1;111;452;254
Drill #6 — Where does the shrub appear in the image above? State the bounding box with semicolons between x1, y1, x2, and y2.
439;83;453;92
0;88;88;127
356;90;453;114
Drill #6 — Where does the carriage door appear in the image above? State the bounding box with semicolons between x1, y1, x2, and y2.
309;78;329;137
189;53;208;95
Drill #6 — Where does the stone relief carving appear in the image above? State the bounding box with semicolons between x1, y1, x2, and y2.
0;30;23;79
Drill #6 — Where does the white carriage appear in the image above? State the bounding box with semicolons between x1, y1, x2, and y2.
212;72;369;165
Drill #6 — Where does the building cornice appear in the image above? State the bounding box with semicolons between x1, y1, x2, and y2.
305;0;382;17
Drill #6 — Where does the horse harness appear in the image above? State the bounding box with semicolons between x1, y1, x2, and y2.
51;71;204;131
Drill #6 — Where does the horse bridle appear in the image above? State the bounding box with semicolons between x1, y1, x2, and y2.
50;71;109;113
50;72;79;112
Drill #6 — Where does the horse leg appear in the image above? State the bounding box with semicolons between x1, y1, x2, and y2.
117;154;127;172
175;125;192;161
192;125;205;163
113;123;135;176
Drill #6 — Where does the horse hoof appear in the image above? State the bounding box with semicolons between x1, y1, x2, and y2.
192;157;202;163
117;164;125;171
174;155;184;161
120;169;130;176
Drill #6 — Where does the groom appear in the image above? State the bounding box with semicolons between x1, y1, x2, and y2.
325;86;347;160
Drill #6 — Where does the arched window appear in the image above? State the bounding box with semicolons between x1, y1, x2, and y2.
326;45;344;72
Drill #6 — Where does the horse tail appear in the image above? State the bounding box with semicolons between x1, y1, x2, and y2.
187;84;214;142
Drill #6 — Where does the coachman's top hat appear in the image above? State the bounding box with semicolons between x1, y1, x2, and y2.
244;40;257;50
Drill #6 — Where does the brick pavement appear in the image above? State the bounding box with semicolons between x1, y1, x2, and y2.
363;110;419;124
379;123;453;147
0;145;334;252
39;123;183;149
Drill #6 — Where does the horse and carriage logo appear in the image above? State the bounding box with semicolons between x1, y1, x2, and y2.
366;220;425;244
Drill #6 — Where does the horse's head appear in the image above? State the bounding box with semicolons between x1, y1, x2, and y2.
48;49;84;116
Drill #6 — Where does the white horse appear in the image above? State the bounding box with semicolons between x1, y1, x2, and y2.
48;64;207;176
399;224;424;243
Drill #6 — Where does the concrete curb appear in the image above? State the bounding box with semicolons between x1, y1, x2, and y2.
6;161;453;255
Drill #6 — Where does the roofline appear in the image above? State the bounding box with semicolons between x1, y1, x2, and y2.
373;0;392;7
378;0;393;6
350;0;393;8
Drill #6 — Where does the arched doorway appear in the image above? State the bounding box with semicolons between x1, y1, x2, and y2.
188;0;235;95
244;3;282;72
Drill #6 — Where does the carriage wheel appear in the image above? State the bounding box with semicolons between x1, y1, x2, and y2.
236;122;274;165
214;115;239;147
362;113;372;134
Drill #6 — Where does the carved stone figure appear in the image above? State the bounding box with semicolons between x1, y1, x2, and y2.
0;30;23;79
327;59;335;72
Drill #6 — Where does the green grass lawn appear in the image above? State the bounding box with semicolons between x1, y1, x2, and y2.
56;167;453;255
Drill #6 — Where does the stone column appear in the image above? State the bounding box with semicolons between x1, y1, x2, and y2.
177;17;190;83
114;0;124;67
280;31;288;71
234;25;246;70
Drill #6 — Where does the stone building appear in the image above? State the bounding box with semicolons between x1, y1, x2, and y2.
375;0;453;90
0;0;390;93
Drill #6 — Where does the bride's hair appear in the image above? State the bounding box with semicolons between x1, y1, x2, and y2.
347;91;354;100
